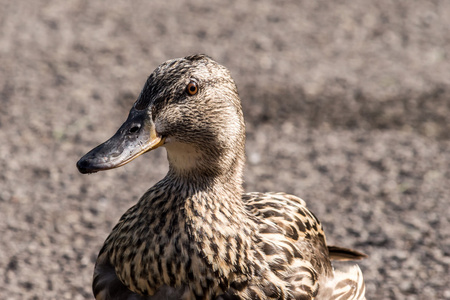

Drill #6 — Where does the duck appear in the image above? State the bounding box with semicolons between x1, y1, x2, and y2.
77;54;367;300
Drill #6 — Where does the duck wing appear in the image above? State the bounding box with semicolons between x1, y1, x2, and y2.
243;192;332;299
243;192;366;300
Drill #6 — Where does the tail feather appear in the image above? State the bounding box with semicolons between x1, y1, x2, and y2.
317;265;366;300
328;246;368;261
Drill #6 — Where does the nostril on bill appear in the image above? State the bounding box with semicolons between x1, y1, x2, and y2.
129;124;141;134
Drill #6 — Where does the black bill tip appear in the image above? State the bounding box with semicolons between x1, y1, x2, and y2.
76;156;99;174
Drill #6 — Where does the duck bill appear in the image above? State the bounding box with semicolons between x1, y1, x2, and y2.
76;108;164;174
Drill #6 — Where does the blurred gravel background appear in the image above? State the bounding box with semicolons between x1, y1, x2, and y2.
1;1;449;299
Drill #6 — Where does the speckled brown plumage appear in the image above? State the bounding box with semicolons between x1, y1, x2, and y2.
77;54;366;300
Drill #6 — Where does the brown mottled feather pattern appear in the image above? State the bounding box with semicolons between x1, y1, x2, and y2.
79;55;366;300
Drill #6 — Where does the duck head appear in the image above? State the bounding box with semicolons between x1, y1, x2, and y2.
77;55;246;181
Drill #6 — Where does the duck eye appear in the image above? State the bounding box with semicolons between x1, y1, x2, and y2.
186;81;198;96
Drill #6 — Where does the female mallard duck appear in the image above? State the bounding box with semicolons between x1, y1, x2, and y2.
77;54;366;300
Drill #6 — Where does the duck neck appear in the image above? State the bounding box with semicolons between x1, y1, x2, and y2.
176;177;260;284
164;145;247;218
158;144;261;282
164;140;246;194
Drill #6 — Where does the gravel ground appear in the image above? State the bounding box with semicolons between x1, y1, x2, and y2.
1;1;449;299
